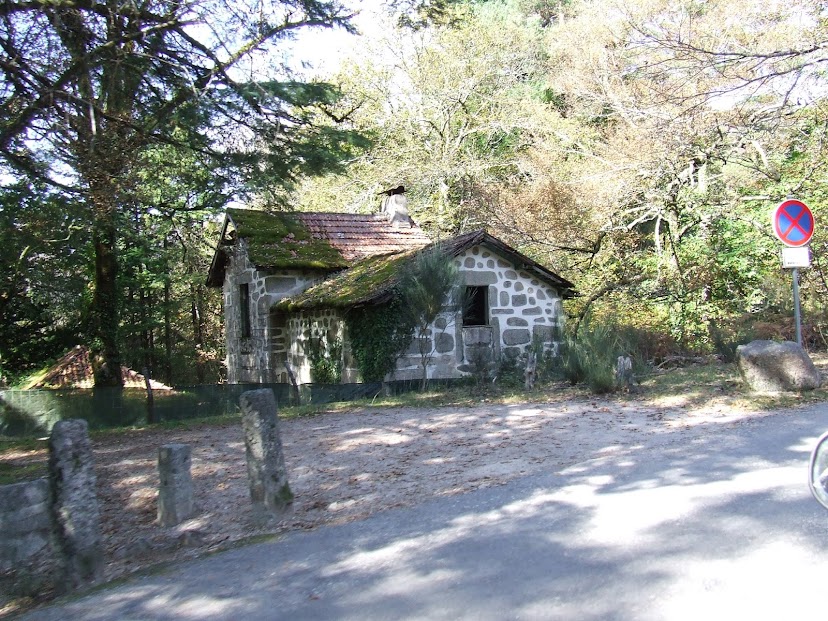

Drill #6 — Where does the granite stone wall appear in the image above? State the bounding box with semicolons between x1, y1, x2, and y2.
223;240;317;383
392;244;564;381
283;309;346;384
458;245;563;358
225;241;564;384
0;478;51;572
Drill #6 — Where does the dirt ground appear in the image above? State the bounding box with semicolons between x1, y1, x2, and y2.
1;381;787;614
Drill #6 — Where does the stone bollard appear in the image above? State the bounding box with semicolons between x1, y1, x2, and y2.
157;444;194;527
524;351;537;390
48;419;104;592
239;389;293;516
616;355;633;392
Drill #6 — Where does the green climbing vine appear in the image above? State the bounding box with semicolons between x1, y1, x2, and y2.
344;294;416;382
302;329;343;384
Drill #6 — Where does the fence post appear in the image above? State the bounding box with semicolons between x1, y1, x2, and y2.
48;419;103;592
157;443;194;527
239;389;293;517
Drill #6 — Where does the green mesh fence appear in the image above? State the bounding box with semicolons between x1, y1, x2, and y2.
0;380;446;438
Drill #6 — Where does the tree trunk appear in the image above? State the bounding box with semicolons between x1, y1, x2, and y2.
163;239;173;385
191;283;206;384
143;366;156;424
418;328;430;391
139;264;151;372
90;204;123;387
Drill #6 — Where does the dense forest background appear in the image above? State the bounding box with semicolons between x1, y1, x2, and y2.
3;0;828;386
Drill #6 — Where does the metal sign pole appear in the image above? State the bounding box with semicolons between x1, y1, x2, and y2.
773;198;814;348
793;267;803;347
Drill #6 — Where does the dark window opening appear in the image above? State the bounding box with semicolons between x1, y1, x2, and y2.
463;286;488;326
239;283;251;338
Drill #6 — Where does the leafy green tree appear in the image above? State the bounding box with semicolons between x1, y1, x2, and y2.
118;139;229;385
0;0;361;385
296;3;561;234
399;246;464;389
299;0;828;358
489;0;826;351
0;182;88;382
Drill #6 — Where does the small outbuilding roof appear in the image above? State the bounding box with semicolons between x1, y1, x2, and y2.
275;229;576;312
207;208;432;286
25;346;173;390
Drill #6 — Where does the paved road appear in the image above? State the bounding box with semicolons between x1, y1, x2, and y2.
21;404;828;620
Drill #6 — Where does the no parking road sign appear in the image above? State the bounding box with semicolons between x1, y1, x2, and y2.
772;199;814;247
772;197;815;348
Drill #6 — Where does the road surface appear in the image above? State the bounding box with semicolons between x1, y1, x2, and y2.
21;403;828;620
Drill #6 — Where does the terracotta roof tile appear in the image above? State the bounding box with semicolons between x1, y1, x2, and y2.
29;346;173;390
220;208;431;271
297;212;432;261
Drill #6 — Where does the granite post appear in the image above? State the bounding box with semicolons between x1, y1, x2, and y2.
239;389;293;516
48;419;103;592
616;355;633;391
157;443;194;527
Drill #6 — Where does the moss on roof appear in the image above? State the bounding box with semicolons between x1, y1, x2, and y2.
274;249;420;311
270;228;578;311
227;207;349;270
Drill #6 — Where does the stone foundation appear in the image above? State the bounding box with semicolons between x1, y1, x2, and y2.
0;479;51;572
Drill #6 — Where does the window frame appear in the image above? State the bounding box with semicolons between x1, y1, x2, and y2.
239;283;252;338
462;285;489;327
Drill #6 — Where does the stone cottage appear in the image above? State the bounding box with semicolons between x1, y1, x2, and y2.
206;197;576;384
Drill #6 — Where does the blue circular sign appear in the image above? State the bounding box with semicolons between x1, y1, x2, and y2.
772;199;814;247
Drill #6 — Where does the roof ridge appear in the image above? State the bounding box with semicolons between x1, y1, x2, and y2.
298;212;386;217
215;207;431;273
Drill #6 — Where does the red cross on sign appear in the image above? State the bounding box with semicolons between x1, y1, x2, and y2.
772;199;814;247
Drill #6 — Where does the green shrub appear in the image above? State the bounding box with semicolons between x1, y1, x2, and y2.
495;351;524;388
304;333;342;384
709;323;747;363
614;324;679;365
553;316;629;394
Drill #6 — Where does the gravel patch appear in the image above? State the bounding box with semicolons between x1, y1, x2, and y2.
1;391;779;614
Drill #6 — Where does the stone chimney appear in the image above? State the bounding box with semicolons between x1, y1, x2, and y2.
381;186;412;227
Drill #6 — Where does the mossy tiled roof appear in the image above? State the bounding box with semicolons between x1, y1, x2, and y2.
274;230;577;311
207;208;577;303
227;208;350;270
207;207;433;287
26;345;173;390
274;249;419;311
225;207;433;269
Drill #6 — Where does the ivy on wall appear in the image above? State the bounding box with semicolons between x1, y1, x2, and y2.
344;295;416;382
303;331;342;384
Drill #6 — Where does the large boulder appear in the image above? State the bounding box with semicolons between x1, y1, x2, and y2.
736;340;822;393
